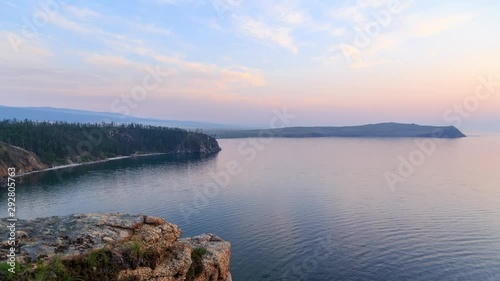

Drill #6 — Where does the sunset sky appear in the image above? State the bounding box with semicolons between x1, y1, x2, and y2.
1;0;499;131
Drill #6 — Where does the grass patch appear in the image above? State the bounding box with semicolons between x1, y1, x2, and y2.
186;247;209;281
0;256;86;281
0;242;167;281
0;262;28;281
87;248;112;268
62;247;120;281
34;261;49;281
123;240;164;270
193;247;208;256
125;240;145;257
52;255;64;275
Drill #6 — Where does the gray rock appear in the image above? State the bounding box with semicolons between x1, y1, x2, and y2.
0;213;231;281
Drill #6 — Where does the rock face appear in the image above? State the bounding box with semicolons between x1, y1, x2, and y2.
0;141;48;177
0;213;231;281
172;135;221;155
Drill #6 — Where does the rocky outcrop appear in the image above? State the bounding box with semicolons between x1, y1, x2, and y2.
0;213;231;281
179;235;231;281
0;141;48;177
172;137;221;155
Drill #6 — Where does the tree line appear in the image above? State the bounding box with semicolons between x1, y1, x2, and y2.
0;119;217;165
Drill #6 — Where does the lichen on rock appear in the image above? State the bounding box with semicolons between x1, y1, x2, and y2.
0;213;231;281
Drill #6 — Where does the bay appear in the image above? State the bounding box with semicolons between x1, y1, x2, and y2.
6;136;500;281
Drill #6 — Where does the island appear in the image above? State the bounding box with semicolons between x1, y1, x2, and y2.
0;120;221;177
0;213;232;281
211;122;467;139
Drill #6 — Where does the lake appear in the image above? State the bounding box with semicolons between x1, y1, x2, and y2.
6;136;500;280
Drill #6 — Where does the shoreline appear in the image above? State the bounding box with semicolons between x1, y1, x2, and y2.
14;153;167;178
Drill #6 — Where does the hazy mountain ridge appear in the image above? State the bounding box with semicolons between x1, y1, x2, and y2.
0;105;236;130
212;123;467;139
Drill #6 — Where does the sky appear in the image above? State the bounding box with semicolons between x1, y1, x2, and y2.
1;0;499;131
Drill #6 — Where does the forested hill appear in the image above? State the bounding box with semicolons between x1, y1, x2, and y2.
0;120;221;176
212;123;467;139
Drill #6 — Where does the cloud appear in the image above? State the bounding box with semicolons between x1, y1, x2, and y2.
350;58;388;69
129;22;172;36
332;5;368;24
48;14;94;34
0;31;53;65
257;0;308;25
322;1;418;69
0;0;15;8
83;53;144;68
309;55;341;63
40;5;265;93
63;5;101;21
153;0;193;5
273;4;307;25
236;16;298;53
331;0;412;26
326;30;400;70
330;28;346;36
412;13;476;37
46;12;174;55
281;10;305;25
152;54;266;87
219;67;266;87
50;10;173;37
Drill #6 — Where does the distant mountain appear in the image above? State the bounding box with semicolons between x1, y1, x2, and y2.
0;105;236;130
211;123;467;139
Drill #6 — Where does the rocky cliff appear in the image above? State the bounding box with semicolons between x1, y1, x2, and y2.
0;213;231;281
0;141;48;177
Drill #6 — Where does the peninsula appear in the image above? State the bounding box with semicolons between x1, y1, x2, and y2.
0;120;221;177
211;123;467;139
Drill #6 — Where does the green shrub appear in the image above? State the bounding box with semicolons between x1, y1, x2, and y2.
186;247;209;281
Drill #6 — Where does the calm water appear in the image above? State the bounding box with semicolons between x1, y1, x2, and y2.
5;136;500;280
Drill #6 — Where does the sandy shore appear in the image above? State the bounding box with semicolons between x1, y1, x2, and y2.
15;153;167;178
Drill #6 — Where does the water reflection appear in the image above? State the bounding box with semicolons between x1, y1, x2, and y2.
6;137;500;281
